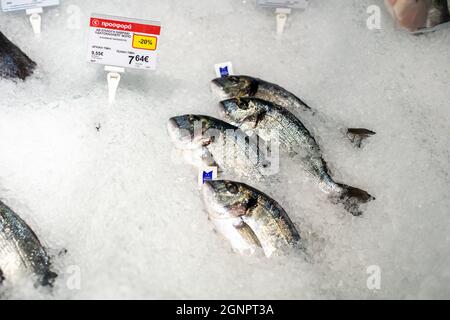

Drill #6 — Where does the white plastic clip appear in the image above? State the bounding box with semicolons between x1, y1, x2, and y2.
105;66;125;104
26;7;43;35
275;8;291;35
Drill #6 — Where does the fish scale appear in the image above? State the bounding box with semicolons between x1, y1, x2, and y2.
259;112;312;154
167;115;271;179
206;128;265;178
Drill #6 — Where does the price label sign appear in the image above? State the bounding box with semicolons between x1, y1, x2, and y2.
88;14;161;71
1;0;59;12
256;0;308;9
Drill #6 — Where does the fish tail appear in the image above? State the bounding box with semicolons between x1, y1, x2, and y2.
346;128;376;148
335;183;375;216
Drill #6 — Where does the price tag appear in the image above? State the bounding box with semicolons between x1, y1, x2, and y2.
256;0;308;9
88;14;161;71
1;0;59;12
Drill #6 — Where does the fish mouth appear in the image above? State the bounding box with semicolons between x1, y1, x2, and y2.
202;181;225;218
202;180;223;201
167;117;193;148
217;101;229;119
210;79;232;100
218;99;242;120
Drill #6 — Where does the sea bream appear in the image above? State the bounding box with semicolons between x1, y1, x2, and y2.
167;115;273;179
202;180;300;257
0;31;36;80
0;200;56;287
211;75;375;148
219;98;374;216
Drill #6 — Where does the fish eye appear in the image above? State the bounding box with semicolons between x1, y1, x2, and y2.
245;196;258;210
225;182;239;194
228;76;239;84
237;100;249;110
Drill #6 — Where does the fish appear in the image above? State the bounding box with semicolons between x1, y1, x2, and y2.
219;97;374;216
0;31;36;80
167;115;272;179
422;0;450;31
408;0;450;34
211;75;376;148
202;180;300;257
0;200;57;287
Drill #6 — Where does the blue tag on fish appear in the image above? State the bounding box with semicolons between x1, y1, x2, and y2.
219;66;229;77
202;171;214;184
214;62;233;78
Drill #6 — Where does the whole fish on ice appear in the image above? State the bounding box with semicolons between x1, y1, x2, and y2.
167;114;273;179
0;200;56;287
202;180;300;257
211;75;375;148
220;98;374;216
0;31;36;80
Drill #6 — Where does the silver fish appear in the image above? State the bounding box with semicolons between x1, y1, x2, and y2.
0;200;56;287
0;32;36;80
219;98;374;216
202;180;300;257
167;115;272;179
211;75;375;148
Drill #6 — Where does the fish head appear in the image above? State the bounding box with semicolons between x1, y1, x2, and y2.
202;180;257;219
167;115;217;149
211;76;257;99
219;98;261;125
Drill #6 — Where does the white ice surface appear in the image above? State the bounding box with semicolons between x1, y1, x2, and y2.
0;0;449;299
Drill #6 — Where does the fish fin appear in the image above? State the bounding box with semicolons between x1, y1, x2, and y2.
243;110;266;129
335;183;375;216
201;136;214;146
233;220;262;248
243;115;259;129
346;128;376;148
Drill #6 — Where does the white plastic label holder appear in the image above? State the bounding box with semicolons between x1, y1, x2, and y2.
214;62;234;78
26;7;43;34
276;7;291;35
105;66;125;104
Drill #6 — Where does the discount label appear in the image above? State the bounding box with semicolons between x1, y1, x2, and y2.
87;14;161;70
